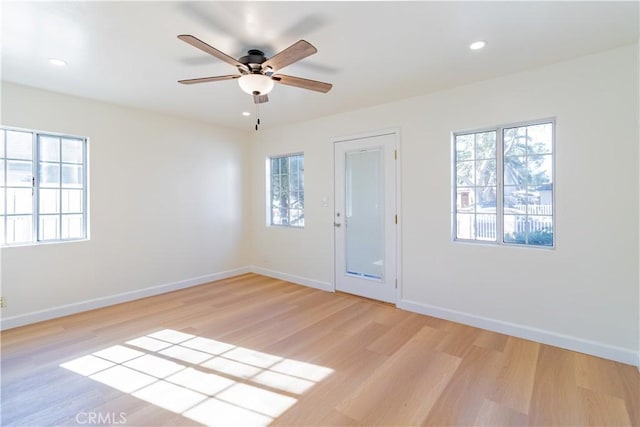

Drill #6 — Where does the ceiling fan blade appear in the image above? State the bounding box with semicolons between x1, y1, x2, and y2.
253;94;269;104
178;75;240;85
272;74;332;93
262;40;317;72
178;35;249;73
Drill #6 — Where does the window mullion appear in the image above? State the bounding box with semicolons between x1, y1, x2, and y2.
83;139;88;239
2;132;6;245
523;126;528;245
33;133;39;242
59;139;64;240
496;127;504;243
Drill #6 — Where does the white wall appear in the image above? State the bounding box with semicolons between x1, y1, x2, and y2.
249;45;639;364
1;45;637;365
1;83;251;327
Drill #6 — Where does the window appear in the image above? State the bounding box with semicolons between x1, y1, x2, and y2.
453;120;554;247
1;127;88;246
268;153;304;227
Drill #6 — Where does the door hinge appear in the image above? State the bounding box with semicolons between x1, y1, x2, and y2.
394;150;397;160
395;279;398;288
395;214;398;224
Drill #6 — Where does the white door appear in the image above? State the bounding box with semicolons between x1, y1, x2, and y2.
334;131;398;303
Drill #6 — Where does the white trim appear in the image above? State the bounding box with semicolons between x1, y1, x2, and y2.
331;127;400;144
394;130;402;304
0;267;251;330
2;267;636;367
398;298;639;367
250;266;334;293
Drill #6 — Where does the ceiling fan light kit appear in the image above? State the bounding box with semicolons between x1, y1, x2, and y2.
238;74;274;95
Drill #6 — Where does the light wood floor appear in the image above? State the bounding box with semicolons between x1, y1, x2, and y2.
2;273;638;426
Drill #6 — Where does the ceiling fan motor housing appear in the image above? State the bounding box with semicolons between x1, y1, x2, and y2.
239;49;268;73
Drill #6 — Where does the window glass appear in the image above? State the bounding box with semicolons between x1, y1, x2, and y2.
62;138;83;163
6;188;32;215
40;189;60;214
6;131;32;160
40;136;60;162
7;161;32;187
39;163;61;187
454;130;498;243
6;215;33;244
62;164;83;188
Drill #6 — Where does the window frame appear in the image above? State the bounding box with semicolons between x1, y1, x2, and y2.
452;118;555;248
1;126;89;247
266;152;305;228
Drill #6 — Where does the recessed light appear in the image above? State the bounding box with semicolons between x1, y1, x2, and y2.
469;41;486;51
242;111;251;116
48;58;67;67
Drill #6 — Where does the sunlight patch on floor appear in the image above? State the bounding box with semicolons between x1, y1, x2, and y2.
60;329;334;426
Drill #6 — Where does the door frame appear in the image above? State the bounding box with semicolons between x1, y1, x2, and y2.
332;128;402;304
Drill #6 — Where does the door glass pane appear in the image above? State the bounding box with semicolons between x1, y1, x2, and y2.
345;148;384;280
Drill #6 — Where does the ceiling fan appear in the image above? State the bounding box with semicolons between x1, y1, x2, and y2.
177;35;333;104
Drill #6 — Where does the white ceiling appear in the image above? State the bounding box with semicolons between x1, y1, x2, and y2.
2;1;638;131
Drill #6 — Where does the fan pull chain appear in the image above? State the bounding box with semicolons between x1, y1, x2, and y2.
255;103;261;131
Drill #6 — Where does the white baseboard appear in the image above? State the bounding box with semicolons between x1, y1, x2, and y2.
250;266;334;293
3;267;636;367
398;299;639;367
0;266;251;330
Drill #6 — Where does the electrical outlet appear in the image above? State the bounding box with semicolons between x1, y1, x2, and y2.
0;297;4;308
